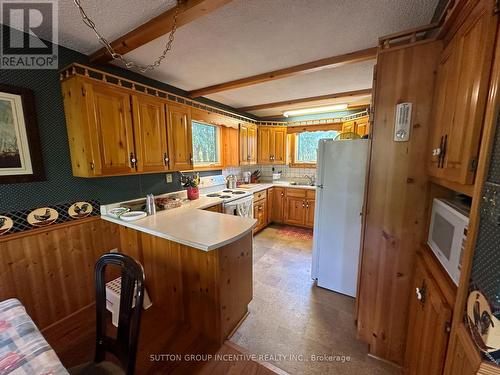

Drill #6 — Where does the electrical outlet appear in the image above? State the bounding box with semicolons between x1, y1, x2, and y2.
166;174;173;183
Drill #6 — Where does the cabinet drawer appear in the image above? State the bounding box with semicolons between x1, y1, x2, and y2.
306;190;316;199
253;190;267;202
286;188;307;198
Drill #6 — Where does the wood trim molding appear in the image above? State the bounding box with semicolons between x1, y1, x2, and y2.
286;123;343;134
238;89;372;112
188;48;377;98
90;0;233;63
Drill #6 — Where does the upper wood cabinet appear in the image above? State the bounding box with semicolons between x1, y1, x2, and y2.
239;123;257;165
62;78;137;177
222;126;239;167
428;0;498;185
167;103;193;170
257;126;287;164
132;94;169;172
61;76;193;177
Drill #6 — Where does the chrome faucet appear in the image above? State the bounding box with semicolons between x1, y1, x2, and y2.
304;175;315;186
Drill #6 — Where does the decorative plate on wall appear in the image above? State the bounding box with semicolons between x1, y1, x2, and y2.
68;201;93;219
27;207;58;227
0;216;13;235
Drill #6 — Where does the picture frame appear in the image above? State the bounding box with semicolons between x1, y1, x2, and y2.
0;84;44;184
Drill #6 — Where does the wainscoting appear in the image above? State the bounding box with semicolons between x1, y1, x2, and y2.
0;218;120;330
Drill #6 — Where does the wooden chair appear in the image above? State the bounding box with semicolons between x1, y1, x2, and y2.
70;253;145;375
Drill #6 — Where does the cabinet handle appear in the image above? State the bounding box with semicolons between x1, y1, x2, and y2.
437;136;444;167
130;153;137;168
416;280;426;306
189;153;193;164
302;201;306;208
281;192;284;197
440;134;448;168
247;154;251;161
90;161;95;170
163;153;169;167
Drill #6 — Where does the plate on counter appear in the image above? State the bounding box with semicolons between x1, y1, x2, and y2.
120;211;147;222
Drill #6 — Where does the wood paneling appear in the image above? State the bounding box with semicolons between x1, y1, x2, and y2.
117;226;253;345
356;40;441;364
0;219;120;330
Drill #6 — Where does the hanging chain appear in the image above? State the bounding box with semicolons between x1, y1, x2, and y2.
73;0;181;73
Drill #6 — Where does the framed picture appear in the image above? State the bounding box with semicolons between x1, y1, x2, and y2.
0;84;44;183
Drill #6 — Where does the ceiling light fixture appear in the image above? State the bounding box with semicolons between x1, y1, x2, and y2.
73;0;181;73
283;104;349;117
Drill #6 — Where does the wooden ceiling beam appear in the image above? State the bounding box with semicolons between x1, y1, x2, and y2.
188;47;377;98
89;0;233;64
237;88;372;112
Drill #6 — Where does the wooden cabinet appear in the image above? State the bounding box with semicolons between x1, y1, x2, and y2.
222;127;239;167
204;204;223;213
305;198;315;228
132;94;169;172
444;323;482;375
356;116;370;137
84;81;136;176
62;76;194;177
239;123;257;165
341;120;356;134
428;0;497;185
270;187;285;224
167;103;193;171
283;188;315;227
257;126;287;164
404;252;453;375
253;191;268;234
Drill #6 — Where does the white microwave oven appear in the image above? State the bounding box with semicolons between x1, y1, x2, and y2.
427;198;470;285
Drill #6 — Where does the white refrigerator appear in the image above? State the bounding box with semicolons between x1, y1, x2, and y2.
311;139;369;297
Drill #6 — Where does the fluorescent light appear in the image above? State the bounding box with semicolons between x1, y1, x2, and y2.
283;104;348;117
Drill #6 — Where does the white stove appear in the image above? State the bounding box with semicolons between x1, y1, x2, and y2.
199;176;253;217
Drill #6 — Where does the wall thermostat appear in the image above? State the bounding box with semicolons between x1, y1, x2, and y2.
394;102;412;142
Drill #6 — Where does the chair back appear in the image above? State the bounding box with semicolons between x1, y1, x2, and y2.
94;253;145;375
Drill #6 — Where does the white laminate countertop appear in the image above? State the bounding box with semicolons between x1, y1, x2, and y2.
101;196;256;252
238;181;316;193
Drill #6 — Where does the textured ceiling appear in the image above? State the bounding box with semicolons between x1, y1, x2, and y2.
25;0;438;117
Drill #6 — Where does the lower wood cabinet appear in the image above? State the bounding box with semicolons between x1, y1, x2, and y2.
253;197;267;234
404;250;454;375
443;323;482;375
270;187;285;223
283;189;315;228
204;204;223;213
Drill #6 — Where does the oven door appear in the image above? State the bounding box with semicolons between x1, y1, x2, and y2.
223;195;254;217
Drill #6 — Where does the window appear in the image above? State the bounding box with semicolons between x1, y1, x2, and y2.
295;130;338;164
192;121;221;167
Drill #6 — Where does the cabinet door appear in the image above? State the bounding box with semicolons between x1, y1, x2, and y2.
253;200;267;233
441;0;497;184
85;82;136;175
284;196;306;226
428;45;459;178
305;199;315;228
356;117;369;137
271;187;285;223
267;188;274;224
239;124;249;164
257;127;272;164
132;95;169;173
167;103;193;170
223;127;239;167
404;260;452;375
342;120;355;133
273;127;287;164
247;124;258;164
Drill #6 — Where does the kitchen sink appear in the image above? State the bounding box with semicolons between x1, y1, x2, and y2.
289;181;314;186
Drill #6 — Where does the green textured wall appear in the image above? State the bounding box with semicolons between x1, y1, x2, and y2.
0;26;225;212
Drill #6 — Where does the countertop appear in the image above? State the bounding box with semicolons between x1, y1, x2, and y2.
101;196;256;252
238;181;316;193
